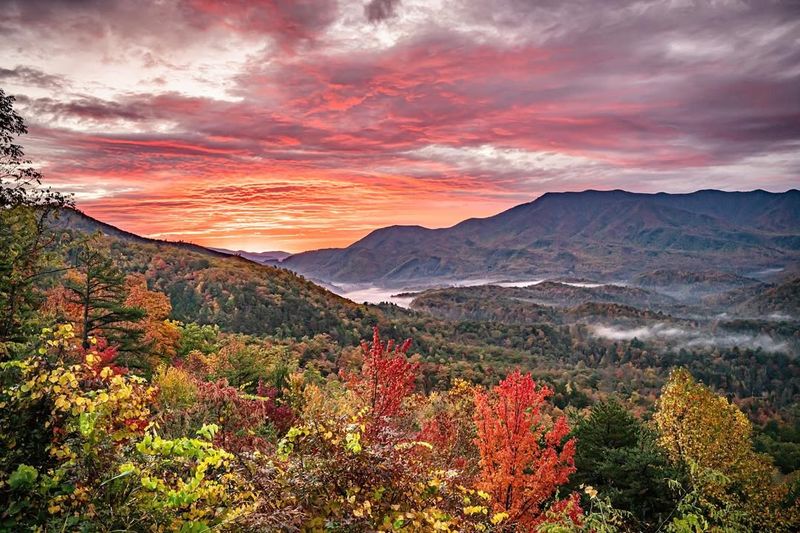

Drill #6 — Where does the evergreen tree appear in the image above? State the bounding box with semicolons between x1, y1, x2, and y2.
569;399;680;530
63;238;145;353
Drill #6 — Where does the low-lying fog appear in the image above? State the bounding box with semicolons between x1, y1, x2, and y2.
333;286;416;308
330;279;795;354
333;278;621;307
589;323;790;354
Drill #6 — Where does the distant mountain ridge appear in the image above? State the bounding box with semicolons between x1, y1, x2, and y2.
210;248;291;264
283;189;800;285
52;209;233;259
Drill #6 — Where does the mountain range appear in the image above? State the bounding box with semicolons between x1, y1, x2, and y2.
282;189;800;286
48;201;798;356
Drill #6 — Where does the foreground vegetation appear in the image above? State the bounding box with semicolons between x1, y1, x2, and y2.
2;309;799;531
2;88;800;531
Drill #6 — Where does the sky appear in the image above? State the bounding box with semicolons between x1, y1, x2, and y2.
1;0;799;252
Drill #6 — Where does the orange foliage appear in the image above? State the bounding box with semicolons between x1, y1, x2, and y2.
44;271;86;336
45;273;178;366
473;370;580;529
124;274;179;361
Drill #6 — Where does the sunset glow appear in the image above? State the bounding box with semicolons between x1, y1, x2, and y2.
1;0;798;251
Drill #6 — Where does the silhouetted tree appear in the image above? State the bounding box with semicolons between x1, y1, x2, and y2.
0;88;72;349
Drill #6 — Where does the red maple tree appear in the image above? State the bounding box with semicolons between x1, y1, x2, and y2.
473;370;579;528
341;327;418;421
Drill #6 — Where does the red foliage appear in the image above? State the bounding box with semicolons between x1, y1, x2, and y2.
473;370;579;528
418;413;472;473
419;412;457;451
341;327;418;421
123;418;149;432
536;492;584;529
79;337;128;375
193;379;295;452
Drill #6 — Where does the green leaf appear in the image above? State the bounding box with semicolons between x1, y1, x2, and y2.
179;521;210;533
8;464;38;490
79;411;98;437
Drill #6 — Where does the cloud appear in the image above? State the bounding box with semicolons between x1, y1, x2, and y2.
1;0;339;49
1;0;799;250
0;66;65;89
365;0;401;22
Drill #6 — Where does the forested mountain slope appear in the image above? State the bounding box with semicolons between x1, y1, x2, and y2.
283;189;800;284
52;209;379;343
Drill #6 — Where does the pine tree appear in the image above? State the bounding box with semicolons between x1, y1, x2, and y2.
569;399;679;529
63;238;145;353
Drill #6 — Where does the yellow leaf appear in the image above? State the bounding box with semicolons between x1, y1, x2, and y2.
491;512;508;525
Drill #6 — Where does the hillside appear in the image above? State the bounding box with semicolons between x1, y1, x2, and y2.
210;248;291;264
631;268;767;301
52;209;380;343
739;277;800;318
408;286;561;324
632;269;762;288
283;189;800;285
8;206;795;533
409;282;679;323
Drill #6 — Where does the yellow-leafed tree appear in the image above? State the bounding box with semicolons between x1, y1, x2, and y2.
654;368;798;531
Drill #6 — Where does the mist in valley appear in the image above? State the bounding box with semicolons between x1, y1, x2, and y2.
588;323;792;354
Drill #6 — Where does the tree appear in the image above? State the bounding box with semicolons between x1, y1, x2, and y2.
2;88;45;207
473;370;580;529
0;208;67;347
340;326;418;422
569;399;679;529
0;89;72;350
176;322;220;357
654;368;798;531
417;378;480;477
123;274;179;369
61;239;145;352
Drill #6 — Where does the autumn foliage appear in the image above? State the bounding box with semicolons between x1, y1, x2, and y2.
4;316;800;531
474;370;581;528
655;368;799;530
123;274;180;363
45;270;179;370
341;326;418;421
4;85;800;532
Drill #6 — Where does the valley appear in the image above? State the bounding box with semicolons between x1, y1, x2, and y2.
2;197;797;532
